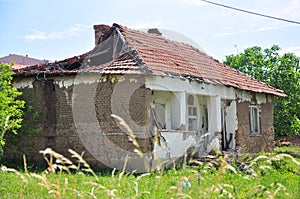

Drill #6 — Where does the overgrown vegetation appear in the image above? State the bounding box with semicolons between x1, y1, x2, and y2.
0;146;299;198
5;102;42;152
0;63;25;159
224;45;300;137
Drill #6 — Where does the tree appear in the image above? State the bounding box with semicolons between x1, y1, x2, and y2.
224;45;300;137
0;63;25;159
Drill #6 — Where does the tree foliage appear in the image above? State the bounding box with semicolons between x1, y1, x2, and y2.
0;63;25;158
224;45;300;137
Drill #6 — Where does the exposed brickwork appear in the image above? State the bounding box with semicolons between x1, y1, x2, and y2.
236;94;274;153
2;75;152;170
3;73;277;169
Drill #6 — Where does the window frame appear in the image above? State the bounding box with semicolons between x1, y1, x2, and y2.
187;95;198;131
249;105;261;135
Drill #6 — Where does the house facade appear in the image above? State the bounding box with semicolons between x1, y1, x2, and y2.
2;23;285;172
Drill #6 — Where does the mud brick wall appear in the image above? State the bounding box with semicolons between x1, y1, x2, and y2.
2;80;58;167
2;74;152;170
236;94;274;153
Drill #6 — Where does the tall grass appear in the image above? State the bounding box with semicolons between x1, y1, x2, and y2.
1;115;300;198
1;146;300;198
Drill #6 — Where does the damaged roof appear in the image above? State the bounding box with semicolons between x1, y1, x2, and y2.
13;23;286;97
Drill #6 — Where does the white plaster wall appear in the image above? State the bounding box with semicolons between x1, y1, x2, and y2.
145;76;235;99
13;75;109;89
55;74;135;89
152;91;173;129
153;131;197;160
178;92;187;128
236;90;252;102
152;90;185;130
153;90;211;132
207;96;222;140
170;93;181;129
236;90;267;104
13;78;34;89
256;93;267;104
196;95;207;106
152;91;172;103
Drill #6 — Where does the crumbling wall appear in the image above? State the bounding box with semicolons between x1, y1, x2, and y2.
3;75;152;171
236;92;274;153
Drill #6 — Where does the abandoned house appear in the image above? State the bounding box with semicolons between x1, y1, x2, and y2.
3;23;286;172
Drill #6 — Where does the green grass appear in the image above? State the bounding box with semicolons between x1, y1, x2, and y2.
1;146;300;198
275;146;300;158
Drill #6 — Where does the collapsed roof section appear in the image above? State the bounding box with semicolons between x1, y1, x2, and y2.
13;23;286;97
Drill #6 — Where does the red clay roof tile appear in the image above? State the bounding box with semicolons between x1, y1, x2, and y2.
13;23;286;97
116;25;285;96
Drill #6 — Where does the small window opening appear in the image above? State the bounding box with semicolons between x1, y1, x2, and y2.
249;106;260;135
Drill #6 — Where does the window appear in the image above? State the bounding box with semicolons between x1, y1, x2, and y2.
187;95;198;131
249;106;260;135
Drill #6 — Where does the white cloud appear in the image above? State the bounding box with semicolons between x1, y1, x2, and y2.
23;29;63;41
214;30;245;37
22;24;90;41
281;46;300;57
257;25;281;32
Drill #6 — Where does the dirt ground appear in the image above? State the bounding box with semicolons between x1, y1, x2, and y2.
275;136;300;147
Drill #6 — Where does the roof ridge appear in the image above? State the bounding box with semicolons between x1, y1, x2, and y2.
117;24;207;53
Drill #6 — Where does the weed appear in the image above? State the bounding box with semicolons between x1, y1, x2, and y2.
0;146;299;198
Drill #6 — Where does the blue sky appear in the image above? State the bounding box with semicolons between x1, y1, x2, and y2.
1;0;300;62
